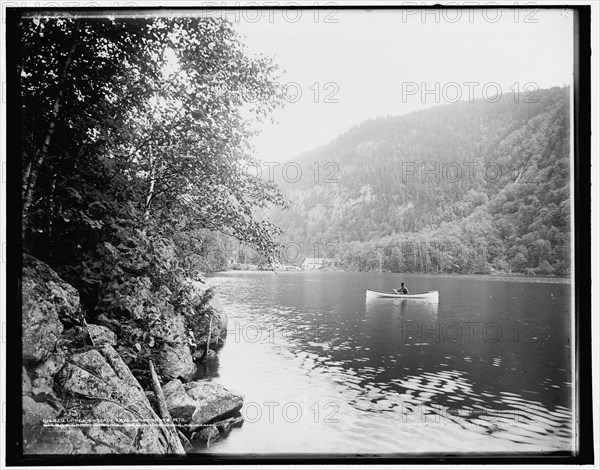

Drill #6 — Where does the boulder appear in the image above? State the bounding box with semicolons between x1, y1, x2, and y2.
24;344;185;455
26;427;111;454
157;344;196;381
191;425;220;446
183;381;243;424
22;255;83;362
190;282;228;348
57;326;89;349
163;379;243;435
162;380;198;424
32;376;54;388
33;351;66;382
150;311;196;380
23;254;84;325
213;415;244;434
22;301;63;363
87;323;117;346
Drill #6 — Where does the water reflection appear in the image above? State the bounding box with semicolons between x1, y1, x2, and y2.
196;272;573;454
194;354;220;380
365;297;440;320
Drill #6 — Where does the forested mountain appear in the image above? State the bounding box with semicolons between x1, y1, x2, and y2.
271;86;571;275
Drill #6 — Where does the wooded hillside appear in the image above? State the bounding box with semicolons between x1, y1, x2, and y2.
272;86;571;275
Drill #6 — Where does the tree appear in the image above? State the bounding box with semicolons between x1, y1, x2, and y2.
19;15;289;375
20;16;287;268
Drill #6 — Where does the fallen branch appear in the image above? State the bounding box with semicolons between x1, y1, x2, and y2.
149;360;171;423
149;360;186;455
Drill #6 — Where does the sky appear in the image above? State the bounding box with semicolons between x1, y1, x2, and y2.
230;8;574;163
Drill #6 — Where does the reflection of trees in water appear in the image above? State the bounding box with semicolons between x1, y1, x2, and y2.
216;273;572;433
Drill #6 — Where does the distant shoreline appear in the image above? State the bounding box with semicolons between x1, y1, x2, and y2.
208;269;572;284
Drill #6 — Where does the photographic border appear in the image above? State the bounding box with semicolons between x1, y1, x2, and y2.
3;3;593;466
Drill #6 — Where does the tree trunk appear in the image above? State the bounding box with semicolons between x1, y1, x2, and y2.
47;173;57;262
144;146;156;221
22;20;82;227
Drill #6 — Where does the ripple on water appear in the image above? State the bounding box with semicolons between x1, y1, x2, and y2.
198;273;573;454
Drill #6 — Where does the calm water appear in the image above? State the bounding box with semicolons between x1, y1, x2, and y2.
194;272;573;454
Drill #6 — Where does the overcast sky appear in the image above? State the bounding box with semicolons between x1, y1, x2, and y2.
231;8;574;163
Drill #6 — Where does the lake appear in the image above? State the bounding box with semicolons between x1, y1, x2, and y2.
194;271;573;455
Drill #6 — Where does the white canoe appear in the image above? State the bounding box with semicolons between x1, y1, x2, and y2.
366;289;439;300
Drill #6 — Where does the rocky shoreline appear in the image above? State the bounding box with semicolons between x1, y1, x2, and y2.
22;254;244;454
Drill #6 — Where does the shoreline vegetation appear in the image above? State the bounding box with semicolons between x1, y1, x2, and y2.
173;87;571;281
215;265;571;283
22;254;244;454
20;17;288;455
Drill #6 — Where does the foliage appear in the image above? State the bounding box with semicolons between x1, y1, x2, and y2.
21;16;287;266
273;87;571;276
19;15;287;372
183;287;215;350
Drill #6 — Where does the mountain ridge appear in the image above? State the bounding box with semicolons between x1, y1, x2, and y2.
270;86;570;275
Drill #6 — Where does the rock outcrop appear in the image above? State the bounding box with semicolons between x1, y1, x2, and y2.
87;324;117;346
21;254;239;454
190;281;228;349
32;351;66;388
95;303;196;381
157;344;196;381
24;345;185;455
22;255;186;455
191;416;244;446
22;255;83;362
23;254;84;324
162;378;244;445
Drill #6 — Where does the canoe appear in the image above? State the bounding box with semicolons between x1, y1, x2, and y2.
366;289;439;300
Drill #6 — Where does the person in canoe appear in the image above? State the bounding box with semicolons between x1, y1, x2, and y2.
394;283;409;295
